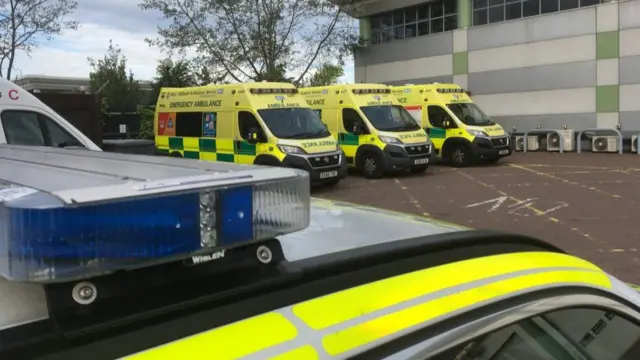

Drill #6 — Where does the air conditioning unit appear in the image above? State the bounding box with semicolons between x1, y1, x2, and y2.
633;135;638;153
547;130;574;152
515;135;539;151
592;136;618;153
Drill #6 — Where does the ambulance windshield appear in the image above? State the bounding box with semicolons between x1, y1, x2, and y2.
359;105;421;132
447;102;495;126
258;108;330;139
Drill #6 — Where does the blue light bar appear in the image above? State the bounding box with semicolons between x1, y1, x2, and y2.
0;178;309;283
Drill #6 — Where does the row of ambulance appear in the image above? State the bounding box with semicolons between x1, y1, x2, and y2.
154;82;512;186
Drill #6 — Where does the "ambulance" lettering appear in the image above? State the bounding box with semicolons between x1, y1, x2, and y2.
306;99;325;106
301;140;335;148
169;100;222;108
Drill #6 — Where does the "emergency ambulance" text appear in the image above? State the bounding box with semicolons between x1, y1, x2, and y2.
169;100;223;108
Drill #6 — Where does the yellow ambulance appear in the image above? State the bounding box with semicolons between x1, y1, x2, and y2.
154;82;347;186
391;83;512;167
299;84;432;179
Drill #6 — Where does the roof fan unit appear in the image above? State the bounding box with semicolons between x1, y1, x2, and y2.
547;129;574;152
592;136;618;153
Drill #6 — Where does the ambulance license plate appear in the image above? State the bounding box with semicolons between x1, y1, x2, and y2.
499;149;509;155
414;158;429;165
321;171;338;179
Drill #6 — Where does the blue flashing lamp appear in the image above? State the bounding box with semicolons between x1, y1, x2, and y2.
0;177;310;283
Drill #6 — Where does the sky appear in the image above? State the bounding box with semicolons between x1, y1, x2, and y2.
12;0;355;83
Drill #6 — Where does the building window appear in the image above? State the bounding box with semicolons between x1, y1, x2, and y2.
370;0;458;45
472;0;602;26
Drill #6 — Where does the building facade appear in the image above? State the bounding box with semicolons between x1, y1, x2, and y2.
349;0;640;132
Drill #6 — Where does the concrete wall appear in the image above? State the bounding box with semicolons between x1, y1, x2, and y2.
354;0;640;132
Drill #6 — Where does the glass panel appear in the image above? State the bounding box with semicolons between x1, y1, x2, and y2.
489;0;505;5
473;9;488;25
488;5;505;23
559;0;579;10
444;15;457;31
371;30;381;44
580;0;600;6
393;9;404;25
431;17;444;33
444;0;457;14
523;0;541;16
394;26;405;39
541;0;559;13
505;2;522;20
418;4;430;20
380;13;393;27
431;1;444;17
418;21;430;35
370;15;381;30
405;7;417;23
473;0;488;9
405;23;417;37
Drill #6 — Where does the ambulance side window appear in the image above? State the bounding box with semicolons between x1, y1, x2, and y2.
427;307;640;360
238;111;264;141
175;112;203;137
1;110;78;147
342;108;366;134
427;106;453;128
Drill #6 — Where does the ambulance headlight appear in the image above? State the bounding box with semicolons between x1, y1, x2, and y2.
0;175;310;283
379;135;402;144
278;145;305;154
467;129;488;137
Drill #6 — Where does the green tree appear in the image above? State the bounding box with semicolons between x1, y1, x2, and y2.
304;63;344;86
88;40;141;112
139;0;360;85
0;0;80;80
150;59;196;102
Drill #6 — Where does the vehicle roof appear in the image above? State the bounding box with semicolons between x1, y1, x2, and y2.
299;83;389;92
159;81;296;94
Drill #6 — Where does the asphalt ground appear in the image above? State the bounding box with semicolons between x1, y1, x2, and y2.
314;152;640;284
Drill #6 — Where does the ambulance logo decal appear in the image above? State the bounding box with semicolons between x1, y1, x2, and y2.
373;95;381;101
321;89;328;94
275;95;285;102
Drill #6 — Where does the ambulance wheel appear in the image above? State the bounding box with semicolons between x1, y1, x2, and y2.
170;152;183;158
358;152;384;179
410;166;428;174
449;144;472;168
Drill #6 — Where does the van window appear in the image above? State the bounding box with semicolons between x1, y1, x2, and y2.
429;307;640;360
342;108;366;134
2;110;79;147
427;106;452;128
238;111;263;141
175;112;203;137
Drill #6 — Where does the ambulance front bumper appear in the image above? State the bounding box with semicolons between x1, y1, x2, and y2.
382;143;432;171
471;136;512;159
282;150;348;182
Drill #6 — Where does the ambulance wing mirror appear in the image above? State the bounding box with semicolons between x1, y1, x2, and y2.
442;119;452;128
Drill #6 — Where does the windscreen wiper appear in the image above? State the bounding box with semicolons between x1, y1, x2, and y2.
57;140;85;148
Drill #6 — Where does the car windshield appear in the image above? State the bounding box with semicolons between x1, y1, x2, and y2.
258;108;331;139
359;105;421;132
446;102;495;126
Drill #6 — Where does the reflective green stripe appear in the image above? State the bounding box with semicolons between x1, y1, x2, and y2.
339;133;359;146
168;137;183;150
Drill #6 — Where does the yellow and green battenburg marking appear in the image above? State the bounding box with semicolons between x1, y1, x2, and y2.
338;133;359;146
428;128;446;139
156;136;257;161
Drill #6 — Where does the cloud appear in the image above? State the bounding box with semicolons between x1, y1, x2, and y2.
11;0;355;83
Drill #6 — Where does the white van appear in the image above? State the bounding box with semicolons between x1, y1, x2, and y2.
0;79;101;150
